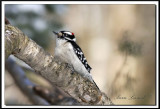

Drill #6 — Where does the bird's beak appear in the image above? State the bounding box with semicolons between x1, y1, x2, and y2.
52;31;58;35
53;31;62;38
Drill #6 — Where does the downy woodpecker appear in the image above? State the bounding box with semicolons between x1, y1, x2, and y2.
53;31;99;89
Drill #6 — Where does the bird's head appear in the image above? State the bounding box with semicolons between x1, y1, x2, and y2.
53;30;76;42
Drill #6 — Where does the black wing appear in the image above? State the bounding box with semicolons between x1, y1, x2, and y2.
69;41;92;73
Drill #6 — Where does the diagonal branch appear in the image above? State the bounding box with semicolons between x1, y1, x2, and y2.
33;85;79;105
5;58;50;105
5;24;113;105
6;57;80;105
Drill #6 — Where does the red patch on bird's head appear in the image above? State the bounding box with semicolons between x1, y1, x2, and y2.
72;32;74;35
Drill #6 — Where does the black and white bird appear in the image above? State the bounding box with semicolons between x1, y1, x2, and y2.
53;31;99;89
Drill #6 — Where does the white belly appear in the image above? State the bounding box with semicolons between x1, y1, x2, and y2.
54;40;93;81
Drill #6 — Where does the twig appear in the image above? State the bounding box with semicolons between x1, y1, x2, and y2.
5;17;10;25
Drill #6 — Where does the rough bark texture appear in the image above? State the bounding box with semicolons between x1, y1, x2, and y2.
5;24;113;105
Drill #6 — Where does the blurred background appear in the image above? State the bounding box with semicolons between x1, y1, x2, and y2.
5;4;156;105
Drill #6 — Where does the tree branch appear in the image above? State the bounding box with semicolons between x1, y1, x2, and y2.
6;57;80;105
5;24;113;105
5;58;50;105
33;86;79;105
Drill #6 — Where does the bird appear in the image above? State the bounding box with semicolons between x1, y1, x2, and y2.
53;30;99;89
